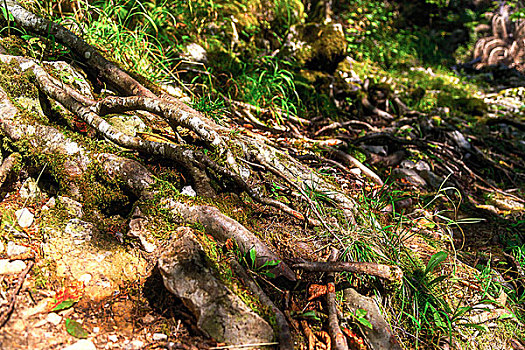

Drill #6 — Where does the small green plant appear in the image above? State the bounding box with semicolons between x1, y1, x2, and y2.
243;247;281;279
350;308;373;329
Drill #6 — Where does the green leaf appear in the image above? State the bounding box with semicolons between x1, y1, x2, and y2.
357;317;373;329
425;251;448;275
355;308;368;318
51;299;77;312
65;318;89;339
249;248;257;266
298;310;321;321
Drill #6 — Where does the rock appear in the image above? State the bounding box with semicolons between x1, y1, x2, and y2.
15;208;34;228
392;168;427;187
153;333;168;341
6;241;29;257
46;312;62;326
420;169;445;189
361;145;388;156
181;186;196;197
448;130;472;151
61;339;96;350
182;43;207;63
158;227;274;345
286;23;347;73
58;196;84;218
41;219;147;304
108;115;147;137
65;219;97;244
124;340;144;350
42;197;56;212
19;177;42;201
414;161;430;172
108;335;118;342
0;259;27;275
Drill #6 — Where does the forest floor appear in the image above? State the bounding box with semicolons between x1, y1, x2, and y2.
0;1;524;350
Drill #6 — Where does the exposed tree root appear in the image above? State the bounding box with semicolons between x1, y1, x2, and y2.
0;261;33;328
0;152;21;188
231;260;293;350
326;249;349;350
293;261;403;283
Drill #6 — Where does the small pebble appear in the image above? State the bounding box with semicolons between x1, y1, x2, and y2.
15;208;34;228
6;241;29;257
153;333;168;341
61;339;97;350
46;312;62;326
108;334;118;342
0;259;27;275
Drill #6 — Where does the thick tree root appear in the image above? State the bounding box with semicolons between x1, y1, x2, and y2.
0;152;21;188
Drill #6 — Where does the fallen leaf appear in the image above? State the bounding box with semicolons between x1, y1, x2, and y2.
65;318;88;339
308;284;328;300
49;280;84;311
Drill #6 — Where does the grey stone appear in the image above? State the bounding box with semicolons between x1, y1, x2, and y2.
6;241;29;257
65;219;97;243
181;185;196;197
153;333;168;341
15;208;34;228
61;339;96;350
183;43;207;63
392;168;427;187
420;170;445;189
0;259;27;275
449;130;472;151
414;161;430;172
158;227;274;345
361;145;388;156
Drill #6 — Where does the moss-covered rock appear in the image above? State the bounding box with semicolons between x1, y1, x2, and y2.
287;22;348;73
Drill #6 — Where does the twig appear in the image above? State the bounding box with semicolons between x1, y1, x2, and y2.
326;248;348;350
231;261;293;350
315;120;378;136
293;261;403;283
0;261;34;327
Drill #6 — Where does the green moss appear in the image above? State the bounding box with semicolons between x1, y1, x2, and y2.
0;36;29;57
293;23;347;73
0;60;39;99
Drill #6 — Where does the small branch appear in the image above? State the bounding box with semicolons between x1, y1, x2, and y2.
315;120;378;136
0;261;34;327
293;261;403;283
326;248;348;350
